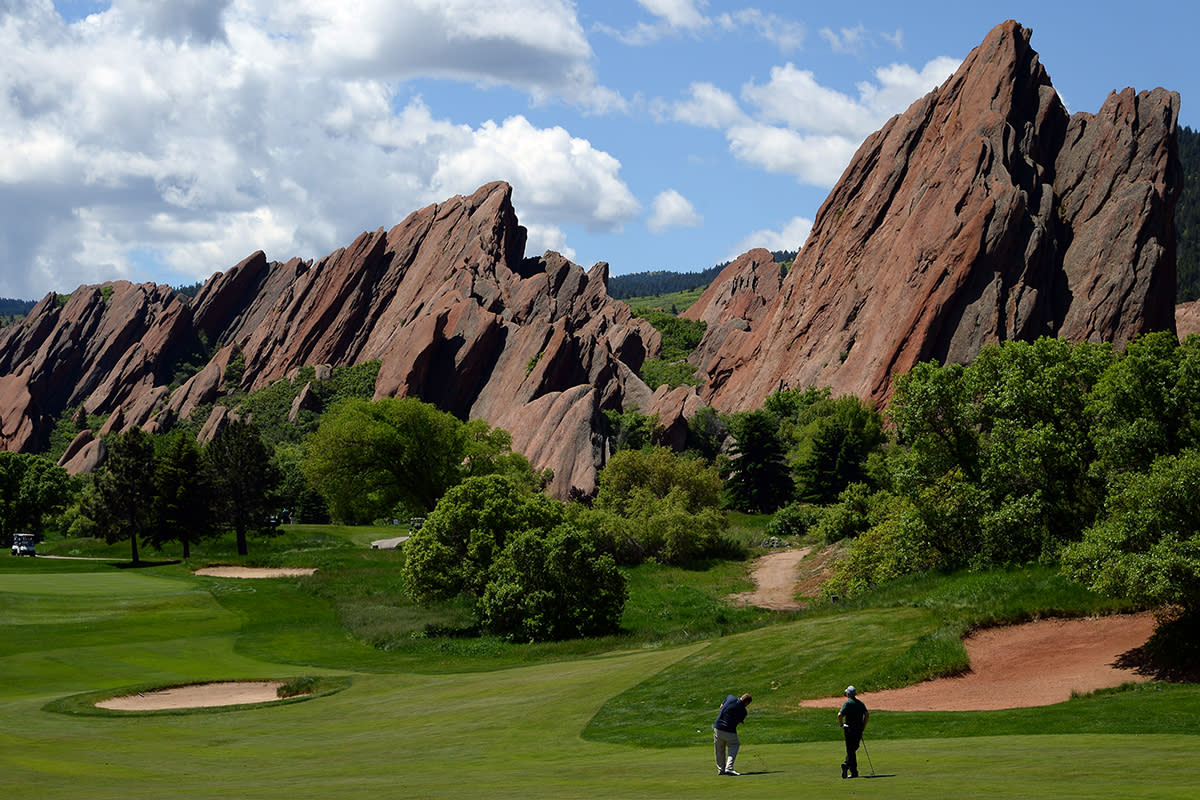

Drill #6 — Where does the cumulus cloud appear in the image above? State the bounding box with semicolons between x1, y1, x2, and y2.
647;189;701;234
0;0;634;297
667;51;959;187
430;115;640;231
670;82;747;129
728;215;813;259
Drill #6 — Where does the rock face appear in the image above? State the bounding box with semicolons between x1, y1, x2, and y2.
0;182;658;499
0;22;1184;497
690;20;1181;409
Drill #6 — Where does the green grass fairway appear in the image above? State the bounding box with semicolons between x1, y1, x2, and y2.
3;557;1198;799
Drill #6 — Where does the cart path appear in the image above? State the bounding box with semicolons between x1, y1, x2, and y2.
728;547;814;611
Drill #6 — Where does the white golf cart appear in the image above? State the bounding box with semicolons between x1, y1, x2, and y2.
11;532;36;557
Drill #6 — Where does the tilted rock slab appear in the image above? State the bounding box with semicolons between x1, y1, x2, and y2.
690;20;1180;410
0;182;658;498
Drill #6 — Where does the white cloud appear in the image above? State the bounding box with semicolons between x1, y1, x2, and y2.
670;82;747;128
636;0;708;31
604;2;803;53
524;222;575;262
718;10;805;53
742;64;879;137
727;124;858;185
819;24;867;55
430;115;640;231
0;0;638;297
647;189;701;234
728;215;813;259
858;56;960;116
664;53;960;189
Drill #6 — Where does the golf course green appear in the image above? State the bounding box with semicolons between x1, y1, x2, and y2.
3;530;1198;799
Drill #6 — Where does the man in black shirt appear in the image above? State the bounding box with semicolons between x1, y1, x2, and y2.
837;685;869;778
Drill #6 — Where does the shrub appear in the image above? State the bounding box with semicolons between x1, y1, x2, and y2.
479;524;627;642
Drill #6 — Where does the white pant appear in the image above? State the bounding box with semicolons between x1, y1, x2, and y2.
713;728;740;772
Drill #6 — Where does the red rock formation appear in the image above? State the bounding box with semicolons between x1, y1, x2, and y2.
0;22;1183;498
0;182;657;499
1176;300;1200;339
690;20;1180;410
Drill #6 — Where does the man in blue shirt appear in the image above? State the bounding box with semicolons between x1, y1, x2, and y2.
837;685;869;778
712;693;752;775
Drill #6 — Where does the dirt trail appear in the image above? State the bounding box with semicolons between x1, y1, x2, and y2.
729;547;813;611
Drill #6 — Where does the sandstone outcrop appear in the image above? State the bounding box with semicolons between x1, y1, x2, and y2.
689;20;1180;409
0;182;658;498
0;21;1184;499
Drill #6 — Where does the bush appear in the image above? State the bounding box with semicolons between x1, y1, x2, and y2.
822;498;940;598
479;524;627;642
765;503;822;540
402;475;566;605
812;482;875;544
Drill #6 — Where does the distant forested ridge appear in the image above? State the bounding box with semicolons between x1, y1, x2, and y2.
1178;125;1200;302
608;250;796;300
1;297;36;320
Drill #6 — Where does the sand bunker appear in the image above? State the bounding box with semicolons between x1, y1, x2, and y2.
97;681;287;710
799;612;1156;711
194;566;316;578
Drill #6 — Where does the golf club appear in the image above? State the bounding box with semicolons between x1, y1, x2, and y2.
753;751;768;773
860;733;876;777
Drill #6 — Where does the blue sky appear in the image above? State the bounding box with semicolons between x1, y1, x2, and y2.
1;1;1194;299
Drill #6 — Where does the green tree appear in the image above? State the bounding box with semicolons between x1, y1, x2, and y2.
684;405;725;462
1062;449;1200;615
402;475;566;605
722;409;793;512
303;397;527;522
790;395;885;504
148;431;216;559
1088;332;1200;482
94;428;157;564
603;409;663;453
588;447;726;565
206;419;282;556
479;523;627;642
887;338;1112;570
0;452;72;545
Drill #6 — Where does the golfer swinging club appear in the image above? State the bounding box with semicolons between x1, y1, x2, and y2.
838;685;869;779
712;692;752;775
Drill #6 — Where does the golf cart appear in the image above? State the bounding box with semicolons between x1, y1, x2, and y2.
11;532;36;557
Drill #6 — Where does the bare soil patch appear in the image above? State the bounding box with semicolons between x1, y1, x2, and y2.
194;566;316;578
729;547;813;610
97;681;287;710
799;612;1157;711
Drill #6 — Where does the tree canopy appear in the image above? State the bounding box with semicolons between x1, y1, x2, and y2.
303;397;539;523
0;452;70;545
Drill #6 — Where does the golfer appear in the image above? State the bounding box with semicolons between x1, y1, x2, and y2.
837;685;869;778
712;692;752;775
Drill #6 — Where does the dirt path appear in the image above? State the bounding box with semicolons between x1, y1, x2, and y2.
799;612;1157;711
729;547;813;611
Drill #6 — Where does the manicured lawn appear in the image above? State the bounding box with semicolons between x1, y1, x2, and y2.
2;534;1198;799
